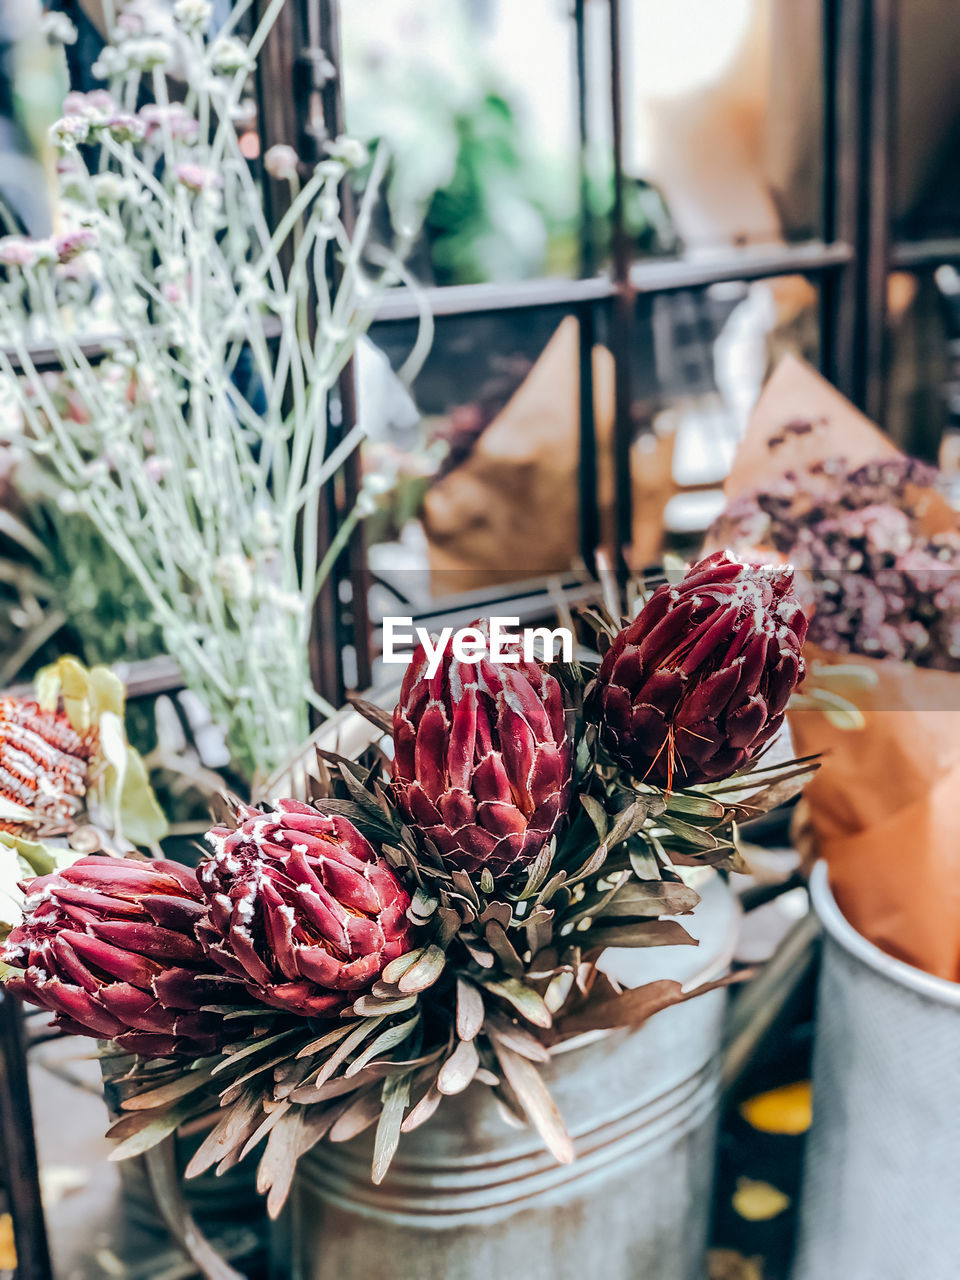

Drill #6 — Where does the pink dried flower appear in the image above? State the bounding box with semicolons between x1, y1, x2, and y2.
55;228;97;264
175;163;223;193
63;90;115;118
0;237;56;269
105;114;146;145
139;103;199;144
263;144;300;182
144;456;172;483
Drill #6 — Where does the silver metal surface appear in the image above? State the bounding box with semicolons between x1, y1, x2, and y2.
793;862;960;1280
279;873;737;1280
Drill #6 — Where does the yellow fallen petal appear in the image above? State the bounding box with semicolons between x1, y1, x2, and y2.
708;1249;764;1280
0;1213;16;1269
740;1080;812;1135
732;1177;791;1222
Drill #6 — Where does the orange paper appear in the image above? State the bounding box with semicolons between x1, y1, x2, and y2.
725;356;960;980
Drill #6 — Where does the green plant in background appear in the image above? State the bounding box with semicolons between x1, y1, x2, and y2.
0;0;409;786
342;0;575;284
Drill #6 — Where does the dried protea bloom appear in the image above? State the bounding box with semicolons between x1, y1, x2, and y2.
0;699;96;833
590;551;807;788
1;857;231;1057
392;624;573;878
199;800;412;1017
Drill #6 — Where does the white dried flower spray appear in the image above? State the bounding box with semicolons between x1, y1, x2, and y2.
0;0;419;784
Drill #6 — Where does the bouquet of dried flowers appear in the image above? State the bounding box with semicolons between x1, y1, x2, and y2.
716;356;960;981
712;454;960;670
0;0;414;785
2;553;814;1219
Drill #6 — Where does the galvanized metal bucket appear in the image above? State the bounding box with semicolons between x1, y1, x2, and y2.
793;862;960;1280
276;871;739;1280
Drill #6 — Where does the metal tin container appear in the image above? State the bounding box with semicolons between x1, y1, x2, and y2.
277;872;738;1280
793;862;960;1280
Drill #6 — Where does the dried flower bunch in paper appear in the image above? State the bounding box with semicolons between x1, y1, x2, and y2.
711;454;960;669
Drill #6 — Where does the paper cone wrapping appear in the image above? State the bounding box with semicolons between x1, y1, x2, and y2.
422;316;676;592
724;356;960;980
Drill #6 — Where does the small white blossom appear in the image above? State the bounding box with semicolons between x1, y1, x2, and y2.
41;11;78;44
91;46;129;79
50;114;91;149
328;136;369;170
215;554;253;602
91;172;138;205
210;36;253;75
122;37;172;71
174;0;213;30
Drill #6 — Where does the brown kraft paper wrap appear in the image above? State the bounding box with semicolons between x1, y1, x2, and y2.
725;355;960;980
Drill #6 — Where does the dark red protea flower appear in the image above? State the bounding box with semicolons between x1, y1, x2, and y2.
199;800;412;1017
590;551;807;788
1;857;232;1057
0;698;96;833
392;624;573;878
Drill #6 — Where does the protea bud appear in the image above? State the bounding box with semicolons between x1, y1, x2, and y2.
590;551;807;787
1;856;231;1057
0;698;96;833
392;625;573;878
199;800;412;1017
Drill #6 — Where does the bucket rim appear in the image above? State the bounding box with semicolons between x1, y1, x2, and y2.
810;861;960;1006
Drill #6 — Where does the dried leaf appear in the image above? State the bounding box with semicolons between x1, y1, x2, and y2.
239;1100;293;1162
519;841;555;900
408;886;439;923
483;979;552;1029
604;799;653;849
597;880;701;919
329;1089;382;1143
401;1084;442;1133
120;1065;216;1111
353;993;418;1017
436;1037;480;1096
579;794;609;840
372;1073;411;1184
484;922;524;976
557;979;685;1037
381;947;425;985
462;939;495;968
109;1099;206;1162
397;944;446;993
346;695;394;735
490;1041;573;1165
450;869;480;909
309;1017;387;1091
486;1015;551;1063
346;1014;421;1076
456;978;485;1042
184;1089;262;1178
295;1022;357;1060
584;919;698;950
259;1109;307;1218
664;791;727;821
